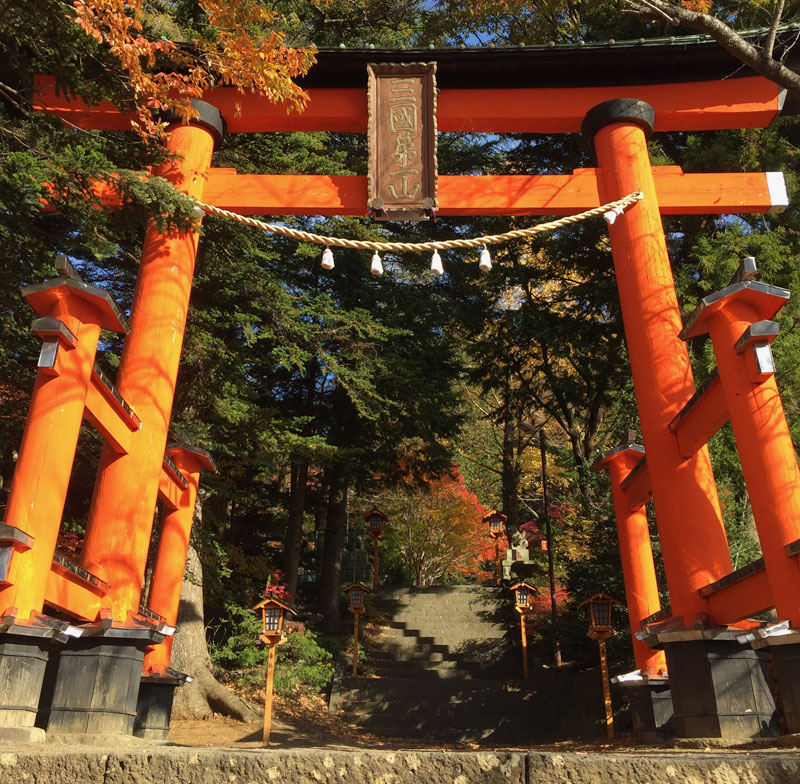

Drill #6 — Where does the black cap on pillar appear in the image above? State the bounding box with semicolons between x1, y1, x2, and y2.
162;99;226;147
581;99;655;147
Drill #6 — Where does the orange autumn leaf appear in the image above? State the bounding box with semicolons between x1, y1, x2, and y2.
71;0;321;139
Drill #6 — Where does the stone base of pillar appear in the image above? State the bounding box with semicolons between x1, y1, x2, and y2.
0;632;53;735
648;630;777;739
751;632;800;734
38;626;164;737
618;677;674;743
134;670;187;741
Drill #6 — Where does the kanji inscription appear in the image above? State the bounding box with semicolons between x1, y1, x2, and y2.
367;62;437;221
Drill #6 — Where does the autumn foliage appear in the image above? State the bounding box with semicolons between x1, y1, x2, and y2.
376;467;495;585
72;0;320;138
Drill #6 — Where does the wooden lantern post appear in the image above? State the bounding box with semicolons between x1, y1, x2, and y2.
509;581;536;678
251;595;294;746
483;510;507;584
364;507;387;589
579;592;621;739
343;582;370;676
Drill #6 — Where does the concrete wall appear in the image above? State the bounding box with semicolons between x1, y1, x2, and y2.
0;747;798;784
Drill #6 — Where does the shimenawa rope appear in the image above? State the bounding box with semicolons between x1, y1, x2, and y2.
194;192;643;254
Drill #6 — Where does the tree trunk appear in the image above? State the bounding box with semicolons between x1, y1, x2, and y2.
170;499;259;722
282;460;308;597
316;464;350;635
501;400;521;534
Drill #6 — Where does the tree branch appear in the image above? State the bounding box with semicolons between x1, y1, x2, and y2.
623;0;800;95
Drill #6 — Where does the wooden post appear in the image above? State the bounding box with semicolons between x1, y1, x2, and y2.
372;536;379;589
352;610;360;676
540;430;561;667
520;614;529;679
586;99;731;619
81;108;223;620
0;289;105;619
598;637;613;739
597;448;667;676
494;541;501;584
263;641;277;746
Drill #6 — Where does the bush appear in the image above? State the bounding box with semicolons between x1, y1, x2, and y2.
209;604;333;696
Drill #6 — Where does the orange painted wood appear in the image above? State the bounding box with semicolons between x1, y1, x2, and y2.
706;299;800;625
0;292;103;620
620;457;652;511
144;450;204;673
200;168;780;216
594;119;731;620
669;374;728;460
598;450;666;676
703;568;773;625
81;123;216;620
49;168;781;217
83;373;136;455
156;467;183;513
33;75;781;133
44;565;104;623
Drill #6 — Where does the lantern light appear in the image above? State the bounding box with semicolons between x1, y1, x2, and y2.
251;596;295;643
321;247;335;270
343;582;371;613
482;509;507;538
510;581;536;612
431;250;443;275
371;252;384;276
578;592;621;638
479;245;492;272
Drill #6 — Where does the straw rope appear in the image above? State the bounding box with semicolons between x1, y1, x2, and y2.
195;191;643;253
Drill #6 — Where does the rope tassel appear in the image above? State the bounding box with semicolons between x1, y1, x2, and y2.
479;246;492;272
370;252;384;276
431;250;443;276
321;247;335;270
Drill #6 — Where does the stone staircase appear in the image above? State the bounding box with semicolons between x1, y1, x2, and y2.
331;586;615;743
367;586;518;679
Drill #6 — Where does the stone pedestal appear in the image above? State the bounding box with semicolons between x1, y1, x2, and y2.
750;632;800;734
0;634;51;741
134;670;186;741
0;615;77;742
651;630;777;739
38;625;164;738
621;678;674;743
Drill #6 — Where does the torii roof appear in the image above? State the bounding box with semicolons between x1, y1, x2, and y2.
302;26;799;113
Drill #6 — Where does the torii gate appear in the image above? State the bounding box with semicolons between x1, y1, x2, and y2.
2;38;799;742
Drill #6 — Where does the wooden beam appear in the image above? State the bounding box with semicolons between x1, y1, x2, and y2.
618;456;652;510
83;370;139;455
157;466;185;512
45;558;107;622
700;565;773;625
669;372;729;460
194;168;784;216
33;75;782;134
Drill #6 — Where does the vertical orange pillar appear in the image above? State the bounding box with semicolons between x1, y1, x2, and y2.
143;444;214;673
0;279;124;619
584;100;731;621
702;298;800;624
81;103;224;620
595;446;667;675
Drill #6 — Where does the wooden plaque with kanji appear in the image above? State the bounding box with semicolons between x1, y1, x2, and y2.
367;62;438;221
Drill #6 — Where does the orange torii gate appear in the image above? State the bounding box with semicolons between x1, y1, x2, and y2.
2;38;799;742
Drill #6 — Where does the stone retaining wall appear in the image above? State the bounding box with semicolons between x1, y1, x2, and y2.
0;747;798;784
